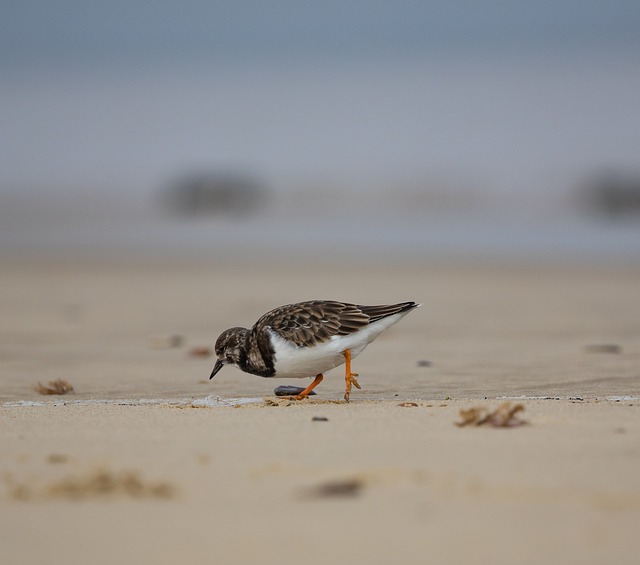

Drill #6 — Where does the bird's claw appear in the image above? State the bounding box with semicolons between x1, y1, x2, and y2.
344;372;361;402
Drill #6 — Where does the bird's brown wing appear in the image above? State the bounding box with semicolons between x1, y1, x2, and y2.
256;300;418;347
256;300;369;347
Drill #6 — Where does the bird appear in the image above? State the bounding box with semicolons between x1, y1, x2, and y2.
209;300;420;401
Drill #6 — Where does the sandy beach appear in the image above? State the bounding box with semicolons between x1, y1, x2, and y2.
1;258;639;564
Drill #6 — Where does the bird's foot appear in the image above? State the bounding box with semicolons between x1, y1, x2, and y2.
344;372;361;402
285;374;323;401
342;348;362;402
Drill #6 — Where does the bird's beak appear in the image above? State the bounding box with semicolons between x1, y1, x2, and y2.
209;359;225;380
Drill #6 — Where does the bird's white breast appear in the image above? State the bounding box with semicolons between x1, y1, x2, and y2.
267;311;408;378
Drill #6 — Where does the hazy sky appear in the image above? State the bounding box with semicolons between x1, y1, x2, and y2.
3;1;640;67
2;1;640;196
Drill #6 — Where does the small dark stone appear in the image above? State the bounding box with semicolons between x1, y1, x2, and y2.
417;359;432;367
312;416;329;422
274;385;317;397
308;479;363;498
584;344;621;354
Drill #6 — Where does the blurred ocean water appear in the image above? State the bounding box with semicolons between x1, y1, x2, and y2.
1;186;639;263
2;2;640;262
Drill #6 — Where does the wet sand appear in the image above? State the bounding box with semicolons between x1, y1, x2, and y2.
1;258;639;564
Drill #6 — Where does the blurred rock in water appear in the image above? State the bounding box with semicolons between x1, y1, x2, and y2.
160;172;268;217
578;171;640;220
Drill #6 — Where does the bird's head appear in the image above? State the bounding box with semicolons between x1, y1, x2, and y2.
209;327;248;379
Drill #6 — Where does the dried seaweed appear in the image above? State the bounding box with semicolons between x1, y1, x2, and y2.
456;402;527;428
35;379;74;395
189;346;212;357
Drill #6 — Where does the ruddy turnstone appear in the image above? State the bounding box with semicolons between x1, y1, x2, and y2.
209;300;420;401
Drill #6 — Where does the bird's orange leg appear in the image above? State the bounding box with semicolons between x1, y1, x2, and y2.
343;349;361;402
289;374;324;400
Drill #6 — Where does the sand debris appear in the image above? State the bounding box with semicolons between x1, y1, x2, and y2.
456;402;528;428
48;469;175;500
263;397;346;407
4;468;175;501
398;402;419;407
264;397;293;406
35;379;74;395
148;335;183;349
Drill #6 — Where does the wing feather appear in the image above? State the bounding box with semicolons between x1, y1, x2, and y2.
255;300;418;347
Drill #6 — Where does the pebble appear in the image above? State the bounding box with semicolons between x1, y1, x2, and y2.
274;385;317;397
584;344;621;354
307;478;363;498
